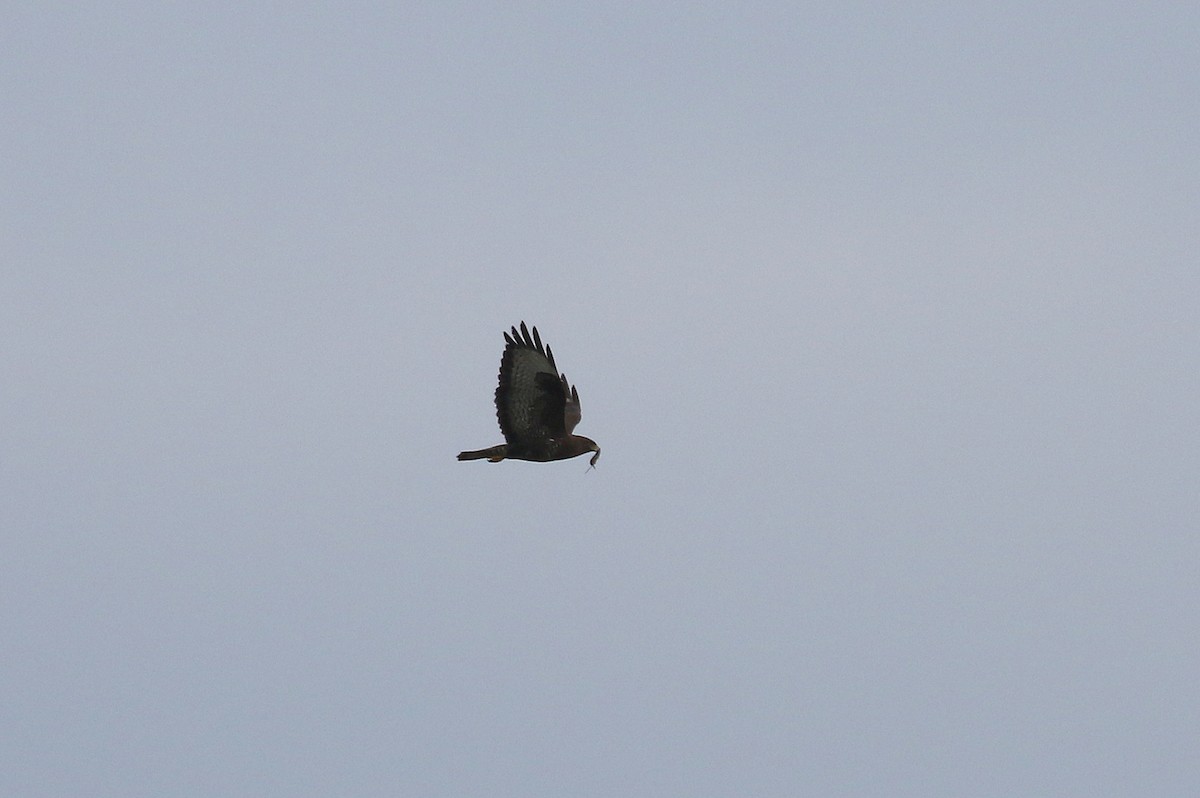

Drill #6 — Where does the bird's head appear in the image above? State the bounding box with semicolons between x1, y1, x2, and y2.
579;436;601;470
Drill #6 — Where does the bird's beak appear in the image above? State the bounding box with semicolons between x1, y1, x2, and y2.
588;446;601;468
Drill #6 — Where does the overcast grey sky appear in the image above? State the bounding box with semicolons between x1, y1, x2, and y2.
3;3;1198;796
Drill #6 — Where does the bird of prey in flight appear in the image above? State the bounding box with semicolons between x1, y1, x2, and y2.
458;321;600;468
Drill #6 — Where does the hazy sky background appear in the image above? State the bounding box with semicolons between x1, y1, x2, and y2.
3;3;1197;796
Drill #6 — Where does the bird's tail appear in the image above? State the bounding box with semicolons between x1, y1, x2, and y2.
457;445;507;462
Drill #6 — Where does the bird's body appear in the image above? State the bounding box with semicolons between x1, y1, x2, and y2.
458;322;600;467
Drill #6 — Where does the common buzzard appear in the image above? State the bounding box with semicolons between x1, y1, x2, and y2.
458;321;601;467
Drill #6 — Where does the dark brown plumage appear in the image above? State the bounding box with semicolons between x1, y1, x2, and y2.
458;322;600;467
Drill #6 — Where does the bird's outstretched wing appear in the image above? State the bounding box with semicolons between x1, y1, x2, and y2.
495;321;583;445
